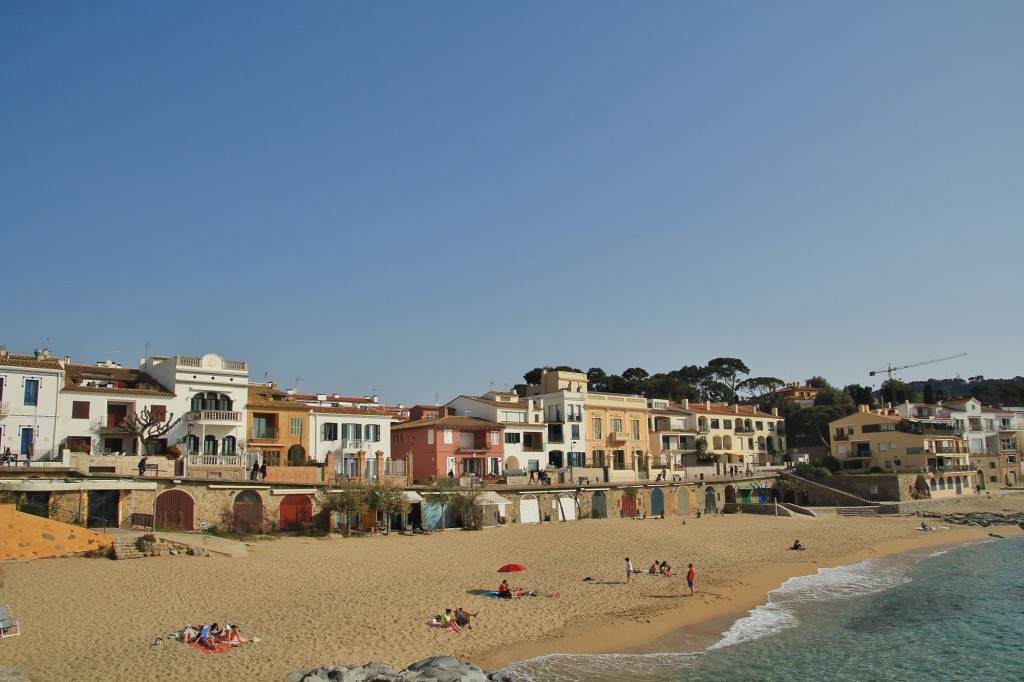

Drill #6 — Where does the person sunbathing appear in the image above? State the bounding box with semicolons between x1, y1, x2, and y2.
659;561;671;576
221;624;248;645
454;607;478;630
649;561;659;575
180;625;198;643
197;623;218;649
498;579;513;599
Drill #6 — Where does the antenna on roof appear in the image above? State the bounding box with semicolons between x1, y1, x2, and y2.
144;341;155;360
107;348;119;362
294;376;303;390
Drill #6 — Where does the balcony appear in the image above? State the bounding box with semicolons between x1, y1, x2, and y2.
250;428;279;441
609;432;629;442
187;410;242;424
833;434;848;441
734;427;755;434
177;356;248;371
457;445;491;453
928;464;977;473
99;414;131;434
698;426;710;433
848;450;873;459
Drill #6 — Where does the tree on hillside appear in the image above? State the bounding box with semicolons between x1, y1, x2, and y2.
587;367;609;392
740;376;784;402
120;406;182;456
843;384;874;407
880;379;921;406
621;367;650;383
923;382;936;405
707;357;750;401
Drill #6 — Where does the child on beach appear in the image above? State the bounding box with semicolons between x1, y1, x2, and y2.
625;557;636;584
686;564;695;595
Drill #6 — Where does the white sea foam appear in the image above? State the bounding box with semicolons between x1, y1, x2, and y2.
500;651;701;682
709;557;913;651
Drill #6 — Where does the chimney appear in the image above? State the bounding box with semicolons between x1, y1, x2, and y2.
705;400;711;409
772;407;778;416
682;399;689;409
733;404;740;414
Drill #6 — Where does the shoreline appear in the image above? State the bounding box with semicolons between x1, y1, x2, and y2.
473;524;1019;672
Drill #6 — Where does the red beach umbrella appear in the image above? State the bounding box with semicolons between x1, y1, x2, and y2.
497;563;527;573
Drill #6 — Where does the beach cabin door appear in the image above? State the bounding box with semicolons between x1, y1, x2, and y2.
155;489;195;530
519;496;540;524
87;490;119;529
279;495;313;531
704;487;717;514
650;488;664;517
591;491;608;519
556;495;577;521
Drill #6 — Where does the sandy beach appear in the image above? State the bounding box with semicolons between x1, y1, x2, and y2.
2;494;1023;682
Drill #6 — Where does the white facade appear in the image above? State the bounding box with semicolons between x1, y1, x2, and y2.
0;348;64;462
306;407;397;476
143;353;249;462
447;392;546;474
524;370;589;469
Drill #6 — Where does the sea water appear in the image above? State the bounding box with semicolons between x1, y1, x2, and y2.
498;535;1024;681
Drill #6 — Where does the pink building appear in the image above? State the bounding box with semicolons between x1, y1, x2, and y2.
391;405;504;483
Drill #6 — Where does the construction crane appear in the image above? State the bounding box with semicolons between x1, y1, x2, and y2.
869;352;967;382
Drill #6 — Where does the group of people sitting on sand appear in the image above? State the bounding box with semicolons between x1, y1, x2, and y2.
430;607;478;632
175;623;250;648
648;560;672;576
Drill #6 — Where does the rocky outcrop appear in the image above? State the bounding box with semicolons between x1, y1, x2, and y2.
284;656;512;682
918;510;1024;528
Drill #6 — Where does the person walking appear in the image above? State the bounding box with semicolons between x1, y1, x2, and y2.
138;456;148;477
250;460;259;481
625;557;636;584
686;563;695;596
259;462;268;480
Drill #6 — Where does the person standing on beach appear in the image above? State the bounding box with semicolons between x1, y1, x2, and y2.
625;557;636;584
686;563;695;595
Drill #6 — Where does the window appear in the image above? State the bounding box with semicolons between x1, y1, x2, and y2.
322;423;338;441
290;417;303;437
756;421;763;430
569;451;586;467
528;460;540;472
571;424;580;439
505;432;521;444
724;419;732;429
710;418;719;429
222;436;236;455
24;379;39;406
593;449;606;467
989;462;997;469
443;429;453;444
593;418;602;439
631;419;640;440
612;418;623;433
427;430;435;445
490;430;499;445
151;405;167;422
72;401;90;419
203;435;218;455
365;424;380;442
341;423;362;442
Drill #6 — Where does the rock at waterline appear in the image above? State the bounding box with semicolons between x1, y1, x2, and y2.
284;656;513;682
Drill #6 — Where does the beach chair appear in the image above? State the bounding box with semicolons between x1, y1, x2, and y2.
0;605;20;638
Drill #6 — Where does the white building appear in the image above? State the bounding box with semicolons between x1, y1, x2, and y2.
523;369;588;470
0;347;64;462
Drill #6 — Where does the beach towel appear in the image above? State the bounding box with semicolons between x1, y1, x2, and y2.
483;590;536;599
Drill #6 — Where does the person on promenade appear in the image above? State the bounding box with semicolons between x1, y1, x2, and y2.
260;462;268;479
625;557;636;584
138;456;148;477
250;460;259;481
686;564;695;595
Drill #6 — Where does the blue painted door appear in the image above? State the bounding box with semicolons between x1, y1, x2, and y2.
20;428;33;456
650;488;664;517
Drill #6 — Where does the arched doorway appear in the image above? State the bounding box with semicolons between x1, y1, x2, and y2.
724;485;737;504
556;494;577;521
519;494;540;524
288;444;306;466
650;488;665;517
155;489;195;530
592;491;608;519
279;494;313;531
703;486;717;514
232;490;264;533
677;488;691;515
505;455;521;471
621;492;638;519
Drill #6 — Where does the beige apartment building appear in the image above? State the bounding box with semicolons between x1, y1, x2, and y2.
585;391;651;482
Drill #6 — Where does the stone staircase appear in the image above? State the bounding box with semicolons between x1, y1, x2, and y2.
835;506;881;517
112;537;146;560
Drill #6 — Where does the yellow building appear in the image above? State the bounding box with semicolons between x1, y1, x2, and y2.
680;400;786;471
585;391;651;482
829;406;970;478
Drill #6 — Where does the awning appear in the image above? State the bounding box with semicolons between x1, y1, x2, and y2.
403;491;424;503
477;491;513;506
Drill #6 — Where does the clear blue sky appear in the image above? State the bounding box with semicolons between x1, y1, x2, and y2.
3;1;1021;404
